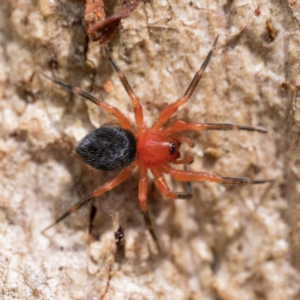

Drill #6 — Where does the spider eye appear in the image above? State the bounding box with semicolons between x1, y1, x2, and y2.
169;142;176;155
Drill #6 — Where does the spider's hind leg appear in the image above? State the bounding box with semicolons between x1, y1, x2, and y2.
39;72;132;131
42;165;135;234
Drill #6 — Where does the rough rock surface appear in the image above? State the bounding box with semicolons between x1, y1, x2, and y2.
1;0;300;299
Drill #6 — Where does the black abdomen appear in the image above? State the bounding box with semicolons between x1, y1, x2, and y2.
75;126;136;170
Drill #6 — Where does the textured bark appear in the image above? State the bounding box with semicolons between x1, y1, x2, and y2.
1;0;300;299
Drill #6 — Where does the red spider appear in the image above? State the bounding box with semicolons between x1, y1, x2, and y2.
42;36;270;249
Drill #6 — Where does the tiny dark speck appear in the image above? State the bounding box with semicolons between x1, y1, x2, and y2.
169;142;176;155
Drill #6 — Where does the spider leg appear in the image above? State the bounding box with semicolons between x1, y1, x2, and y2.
169;135;194;165
40;72;132;131
109;58;145;130
151;167;193;199
152;35;219;130
42;163;136;233
161;163;273;185
163;120;268;136
138;167;160;252
171;134;195;147
171;156;194;165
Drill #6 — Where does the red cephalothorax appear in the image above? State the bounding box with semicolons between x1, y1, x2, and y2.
42;36;271;251
136;130;181;168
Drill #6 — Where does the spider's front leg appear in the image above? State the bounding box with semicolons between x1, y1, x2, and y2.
163;120;268;136
161;164;272;185
152;35;219;130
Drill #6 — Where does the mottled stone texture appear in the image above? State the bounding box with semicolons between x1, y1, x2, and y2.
1;0;300;299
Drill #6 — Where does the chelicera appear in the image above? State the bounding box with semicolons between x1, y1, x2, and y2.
42;36;270;249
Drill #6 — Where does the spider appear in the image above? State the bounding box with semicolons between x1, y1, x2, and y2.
42;36;270;250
